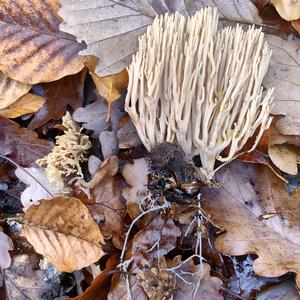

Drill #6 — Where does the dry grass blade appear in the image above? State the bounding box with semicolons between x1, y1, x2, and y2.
0;0;86;84
23;197;105;272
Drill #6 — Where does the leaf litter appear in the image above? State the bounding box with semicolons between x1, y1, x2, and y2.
0;1;300;300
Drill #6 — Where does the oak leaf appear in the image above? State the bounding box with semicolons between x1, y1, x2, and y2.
28;70;85;129
0;118;53;166
77;156;126;249
59;0;261;76
0;73;31;109
202;161;300;287
0;93;45;118
0;0;85;84
23;197;105;272
270;0;300;20
167;256;223;300
132;215;180;266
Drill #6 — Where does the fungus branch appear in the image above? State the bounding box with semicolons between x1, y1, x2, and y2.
125;7;274;180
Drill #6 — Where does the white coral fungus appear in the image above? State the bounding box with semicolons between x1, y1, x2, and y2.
125;7;274;179
36;112;92;190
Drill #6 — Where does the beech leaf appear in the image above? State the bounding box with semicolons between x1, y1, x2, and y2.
59;0;261;76
0;0;85;84
23;197;105;272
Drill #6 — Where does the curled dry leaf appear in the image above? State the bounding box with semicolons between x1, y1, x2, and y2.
0;117;53;166
72;254;119;300
91;69;128;104
291;19;300;34
15;167;64;209
0;93;45;118
201;161;300;287
78;156;126;249
122;158;148;219
270;0;300;20
0;0;85;84
59;0;260;76
0;72;31;109
263;35;300;136
28;70;85;129
23;197;105;272
132;215;181;266
0;228;13;271
167;256;223;300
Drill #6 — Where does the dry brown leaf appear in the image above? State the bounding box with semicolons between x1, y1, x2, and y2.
270;0;300;20
91;69;128;103
23;196;105;272
28;70;85;129
122;158;148;220
268;144;300;175
0;117;53;166
59;0;261;76
0;93;45;118
78;156;126;249
0;73;32;109
0;0;85;84
167;256;223;300
201;161;300;286
132;215;181;267
73;254;119;300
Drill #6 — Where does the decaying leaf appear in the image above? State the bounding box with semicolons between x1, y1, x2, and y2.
0;117;53;166
132;215;181;266
118;117;142;149
15;167;64;209
167;256;223;300
91;69;128;103
122;158;148;219
3;253;72;300
0;0;85;84
0;93;45;118
137;268;176;300
28;70;85;129
23;197;105;272
0;73;31;109
201;161;300;286
292;19;300;34
0;228;13;271
59;0;261;76
263;35;300;136
77;156;126;249
270;0;300;21
73;97;125;138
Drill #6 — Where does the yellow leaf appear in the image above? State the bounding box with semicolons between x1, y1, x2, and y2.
0;93;45;118
0;73;32;109
91;68;128;104
23;197;105;272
